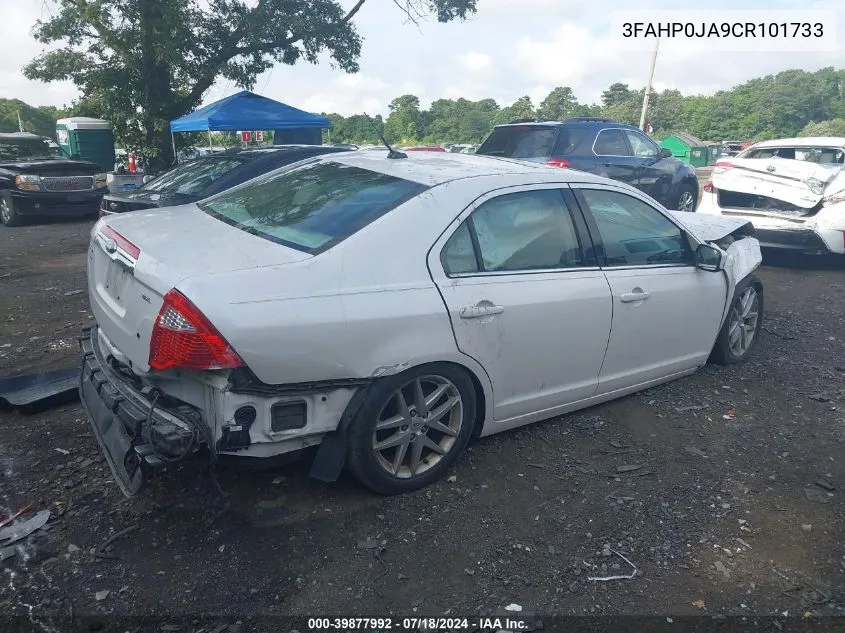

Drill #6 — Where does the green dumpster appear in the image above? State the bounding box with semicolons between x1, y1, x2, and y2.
659;132;709;168
706;143;722;165
55;117;116;172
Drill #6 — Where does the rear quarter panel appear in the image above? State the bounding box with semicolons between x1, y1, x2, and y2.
175;178;521;427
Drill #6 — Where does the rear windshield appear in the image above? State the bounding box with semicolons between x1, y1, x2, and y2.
742;146;845;164
198;160;429;254
143;156;248;195
477;126;586;162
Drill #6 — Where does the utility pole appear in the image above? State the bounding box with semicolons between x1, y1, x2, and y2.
17;110;23;132
639;38;660;131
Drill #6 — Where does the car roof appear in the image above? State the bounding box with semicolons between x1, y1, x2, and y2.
746;137;845;149
320;149;613;187
0;132;48;141
491;118;631;130
219;145;348;157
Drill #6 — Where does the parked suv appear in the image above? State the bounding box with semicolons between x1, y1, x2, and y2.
476;118;700;212
0;132;106;226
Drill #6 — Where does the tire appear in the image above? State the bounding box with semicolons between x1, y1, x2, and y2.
0;193;22;227
346;363;476;495
673;183;697;212
709;275;763;365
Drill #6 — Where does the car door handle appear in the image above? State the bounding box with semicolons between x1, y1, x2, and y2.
460;304;504;319
620;291;650;303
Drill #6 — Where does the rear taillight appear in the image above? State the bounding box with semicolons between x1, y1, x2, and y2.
546;157;570;168
100;225;140;259
714;161;734;170
149;290;244;372
98;208;105;218
703;181;714;193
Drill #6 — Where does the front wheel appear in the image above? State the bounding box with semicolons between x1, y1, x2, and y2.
710;277;763;365
0;193;22;227
674;184;697;212
346;363;476;495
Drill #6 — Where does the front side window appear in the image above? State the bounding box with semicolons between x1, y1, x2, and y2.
593;129;632;156
0;138;62;162
200;161;428;253
580;189;692;267
441;189;584;274
625;130;660;158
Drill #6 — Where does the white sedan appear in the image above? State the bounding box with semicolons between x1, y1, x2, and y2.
80;149;764;498
697;137;845;255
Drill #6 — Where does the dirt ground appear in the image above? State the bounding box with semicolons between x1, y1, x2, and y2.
2;212;845;630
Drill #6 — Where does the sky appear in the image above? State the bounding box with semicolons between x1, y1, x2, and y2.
1;0;842;117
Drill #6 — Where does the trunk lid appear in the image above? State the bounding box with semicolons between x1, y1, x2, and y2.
712;157;843;213
88;204;311;372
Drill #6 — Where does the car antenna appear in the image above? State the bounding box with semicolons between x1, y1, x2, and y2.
363;112;406;159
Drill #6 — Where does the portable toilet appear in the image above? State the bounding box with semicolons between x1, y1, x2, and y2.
706;143;722;165
659;132;709;168
55;117;116;172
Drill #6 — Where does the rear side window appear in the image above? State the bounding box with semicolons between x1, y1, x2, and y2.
593;129;631;156
477;126;558;162
199;161;428;253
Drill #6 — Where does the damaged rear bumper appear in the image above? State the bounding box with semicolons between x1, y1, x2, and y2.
79;326;203;497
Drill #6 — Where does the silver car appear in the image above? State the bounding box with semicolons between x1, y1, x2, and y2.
80;150;764;498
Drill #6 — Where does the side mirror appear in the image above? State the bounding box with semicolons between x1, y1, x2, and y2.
696;243;724;272
661;148;673;158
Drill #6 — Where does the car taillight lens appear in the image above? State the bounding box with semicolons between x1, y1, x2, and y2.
100;225;141;259
546;157;570;168
149;289;244;371
714;161;734;170
703;181;714;193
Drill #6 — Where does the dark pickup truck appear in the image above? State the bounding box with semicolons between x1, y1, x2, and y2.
0;132;106;226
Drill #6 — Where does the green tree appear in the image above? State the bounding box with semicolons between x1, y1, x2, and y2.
537;87;578;121
800;118;845;137
491;96;535;126
601;83;632;108
0;99;62;138
25;0;477;169
384;94;423;144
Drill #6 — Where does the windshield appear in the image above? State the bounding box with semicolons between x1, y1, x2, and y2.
0;138;65;162
143;156;247;195
199;160;429;254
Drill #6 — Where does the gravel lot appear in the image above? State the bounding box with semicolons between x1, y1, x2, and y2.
2;212;845;630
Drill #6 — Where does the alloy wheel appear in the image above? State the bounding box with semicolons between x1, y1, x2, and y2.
371;375;464;479
728;286;759;356
678;190;695;212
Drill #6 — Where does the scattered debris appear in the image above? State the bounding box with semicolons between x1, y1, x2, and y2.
675;404;708;413
735;538;753;550
94;590;110;601
54;447;70;455
0;509;50;546
447;475;457;483
685;446;709;459
722;409;736;420
64;289;85;296
357;538;379;550
802;524;813;532
691;599;706;610
464;569;475;576
0;503;35;529
527;463;545;469
67;543;80;553
95;524;138;560
588;549;637;581
808;393;831;403
271;476;286;485
608;440;629;449
814;480;835;492
804;487;831;504
715;561;730;578
615;464;643;473
505;604;522;612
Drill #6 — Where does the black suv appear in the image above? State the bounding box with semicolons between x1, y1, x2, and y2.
100;145;353;216
476;118;699;212
0;132;106;226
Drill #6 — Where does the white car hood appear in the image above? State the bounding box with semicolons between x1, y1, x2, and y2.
665;210;752;242
712;157;844;208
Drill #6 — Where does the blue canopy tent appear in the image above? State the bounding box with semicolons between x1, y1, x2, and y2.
168;90;330;155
